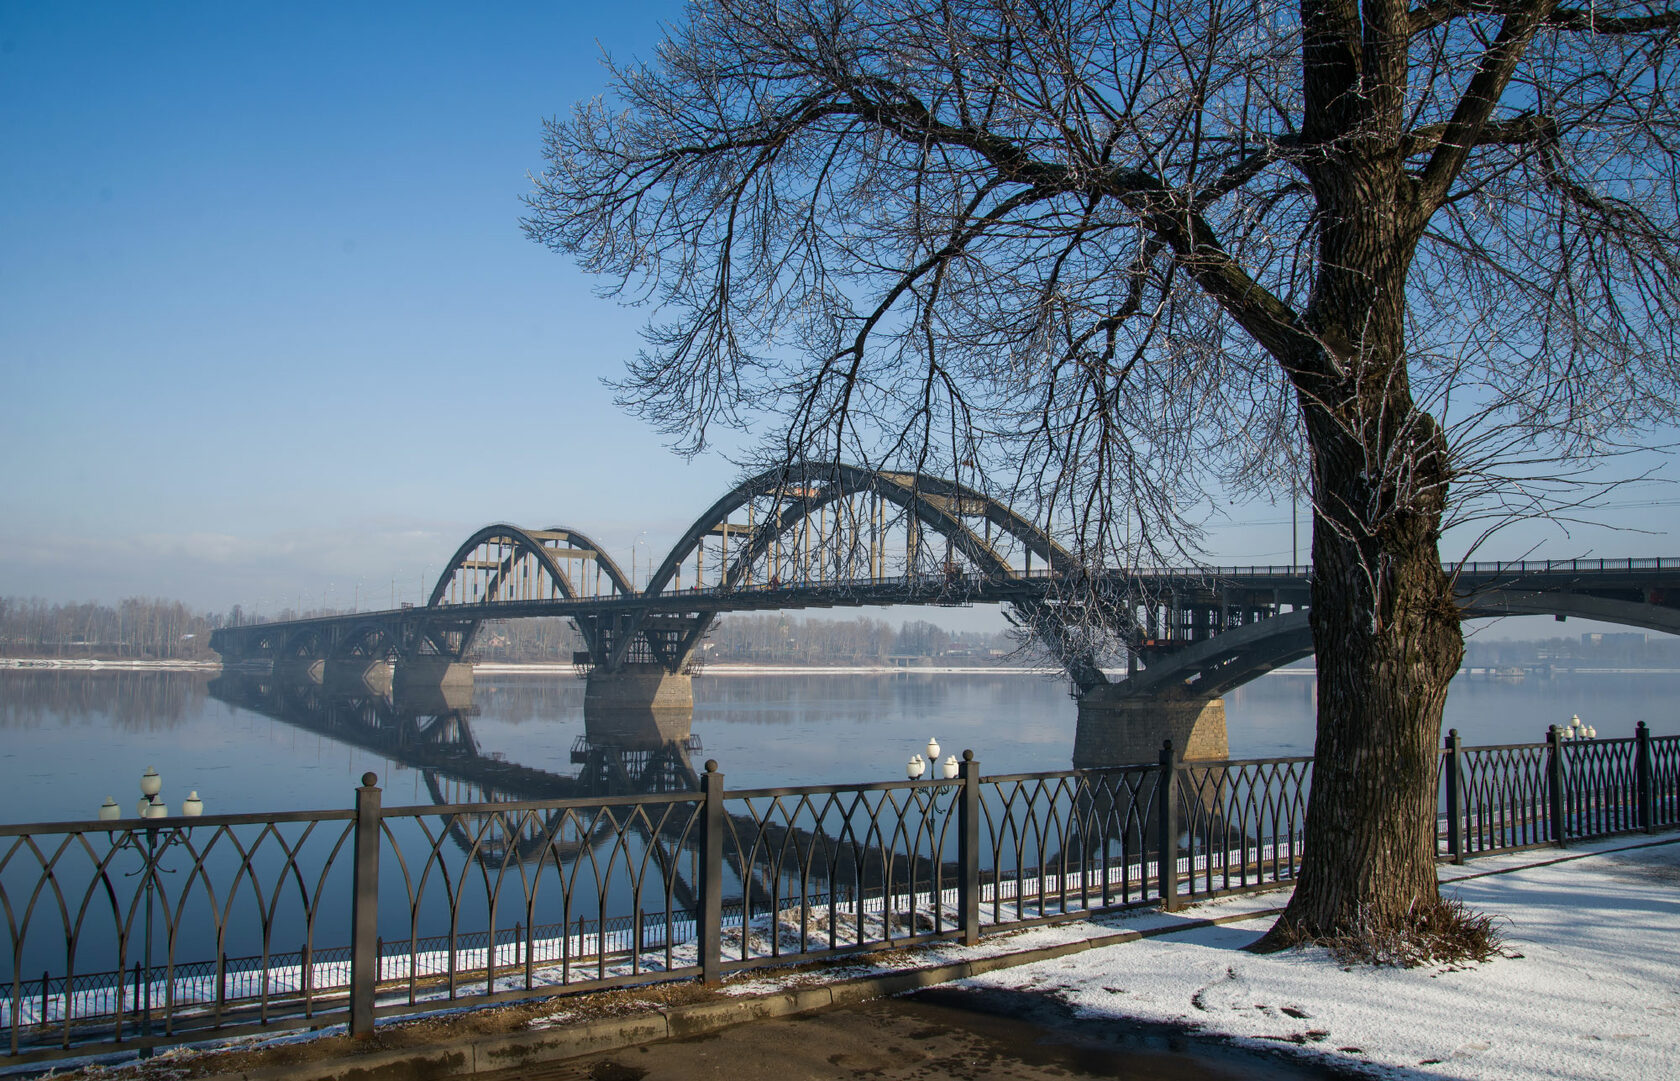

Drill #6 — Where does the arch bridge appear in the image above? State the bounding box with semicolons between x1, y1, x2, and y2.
210;463;1680;747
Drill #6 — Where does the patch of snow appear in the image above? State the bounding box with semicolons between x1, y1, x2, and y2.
956;838;1680;1080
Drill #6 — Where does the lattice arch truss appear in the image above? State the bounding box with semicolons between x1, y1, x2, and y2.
619;462;1079;673
428;524;634;660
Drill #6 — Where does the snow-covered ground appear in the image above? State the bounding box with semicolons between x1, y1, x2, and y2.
952;837;1680;1080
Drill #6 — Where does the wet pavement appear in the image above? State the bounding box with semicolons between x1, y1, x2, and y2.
482;985;1361;1081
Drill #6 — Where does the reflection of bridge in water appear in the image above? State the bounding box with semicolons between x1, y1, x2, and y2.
206;675;947;904
210;461;1680;763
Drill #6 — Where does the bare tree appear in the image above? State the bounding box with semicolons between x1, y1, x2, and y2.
525;0;1680;944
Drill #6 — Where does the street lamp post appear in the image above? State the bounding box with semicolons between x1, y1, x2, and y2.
99;769;203;1056
1560;714;1597;740
905;737;960;781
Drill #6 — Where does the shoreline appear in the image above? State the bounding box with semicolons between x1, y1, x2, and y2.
0;657;219;672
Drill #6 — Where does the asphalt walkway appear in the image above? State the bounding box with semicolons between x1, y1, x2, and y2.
478;987;1358;1081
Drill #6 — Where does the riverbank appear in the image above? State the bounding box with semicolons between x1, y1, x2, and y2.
0;657;218;671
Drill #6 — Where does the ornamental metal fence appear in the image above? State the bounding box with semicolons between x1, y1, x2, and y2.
4;725;1676;1065
1437;722;1677;861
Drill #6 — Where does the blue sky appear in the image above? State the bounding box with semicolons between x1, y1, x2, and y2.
3;2;1677;637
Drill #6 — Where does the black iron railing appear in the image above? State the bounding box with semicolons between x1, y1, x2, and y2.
1438;722;1677;861
5;725;1677;1064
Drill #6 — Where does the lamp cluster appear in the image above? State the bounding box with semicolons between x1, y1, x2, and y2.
907;737;959;779
1560;714;1597;740
97;767;204;820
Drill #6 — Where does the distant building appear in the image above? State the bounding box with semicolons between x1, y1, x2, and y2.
1582;632;1646;646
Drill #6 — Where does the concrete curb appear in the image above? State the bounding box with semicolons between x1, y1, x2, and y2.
196;906;1286;1081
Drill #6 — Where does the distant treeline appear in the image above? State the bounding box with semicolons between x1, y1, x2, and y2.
0;597;225;660
700;613;1026;664
0;598;1027;666
472;613;1031;665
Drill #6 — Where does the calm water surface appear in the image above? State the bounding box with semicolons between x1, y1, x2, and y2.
2;667;1676;824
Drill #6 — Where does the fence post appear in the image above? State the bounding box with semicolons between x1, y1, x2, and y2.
350;772;382;1038
1546;725;1567;847
1444;729;1466;864
1157;740;1180;911
1636;721;1654;834
958;750;981;946
698;760;724;985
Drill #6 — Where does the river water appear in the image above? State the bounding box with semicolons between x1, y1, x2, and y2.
2;666;1676;824
2;664;1676;1018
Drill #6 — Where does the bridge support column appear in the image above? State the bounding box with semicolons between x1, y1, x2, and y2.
393;656;475;696
274;658;325;685
585;664;694;715
324;658;393;695
392;680;475;716
1072;686;1230;768
584;703;694;751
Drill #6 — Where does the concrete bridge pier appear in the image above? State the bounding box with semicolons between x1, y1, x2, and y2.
324;658;393;695
393;655;475;696
392;679;476;717
1072;685;1236;863
273;658;324;685
580;677;697;794
584;664;695;716
583;699;695;750
1071;685;1230;768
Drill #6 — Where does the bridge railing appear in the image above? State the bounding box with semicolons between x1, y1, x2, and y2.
211;556;1680;642
6;726;1675;1064
629;554;1677;596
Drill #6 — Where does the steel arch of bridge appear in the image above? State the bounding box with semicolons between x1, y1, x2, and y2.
645;462;1077;596
616;462;1078;672
428;523;634;659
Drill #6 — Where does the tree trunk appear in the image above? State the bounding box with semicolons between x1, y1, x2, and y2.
1274;273;1466;937
1280;472;1463;936
1269;114;1466;936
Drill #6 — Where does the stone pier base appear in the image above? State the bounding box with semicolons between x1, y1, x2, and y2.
584;667;695;757
583;703;695;752
273;658;324;685
392;679;476;716
584;665;694;716
1072;686;1230;768
393;656;475;696
323;658;393;695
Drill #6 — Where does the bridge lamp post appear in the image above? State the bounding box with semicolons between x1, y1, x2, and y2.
97;769;203;1056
